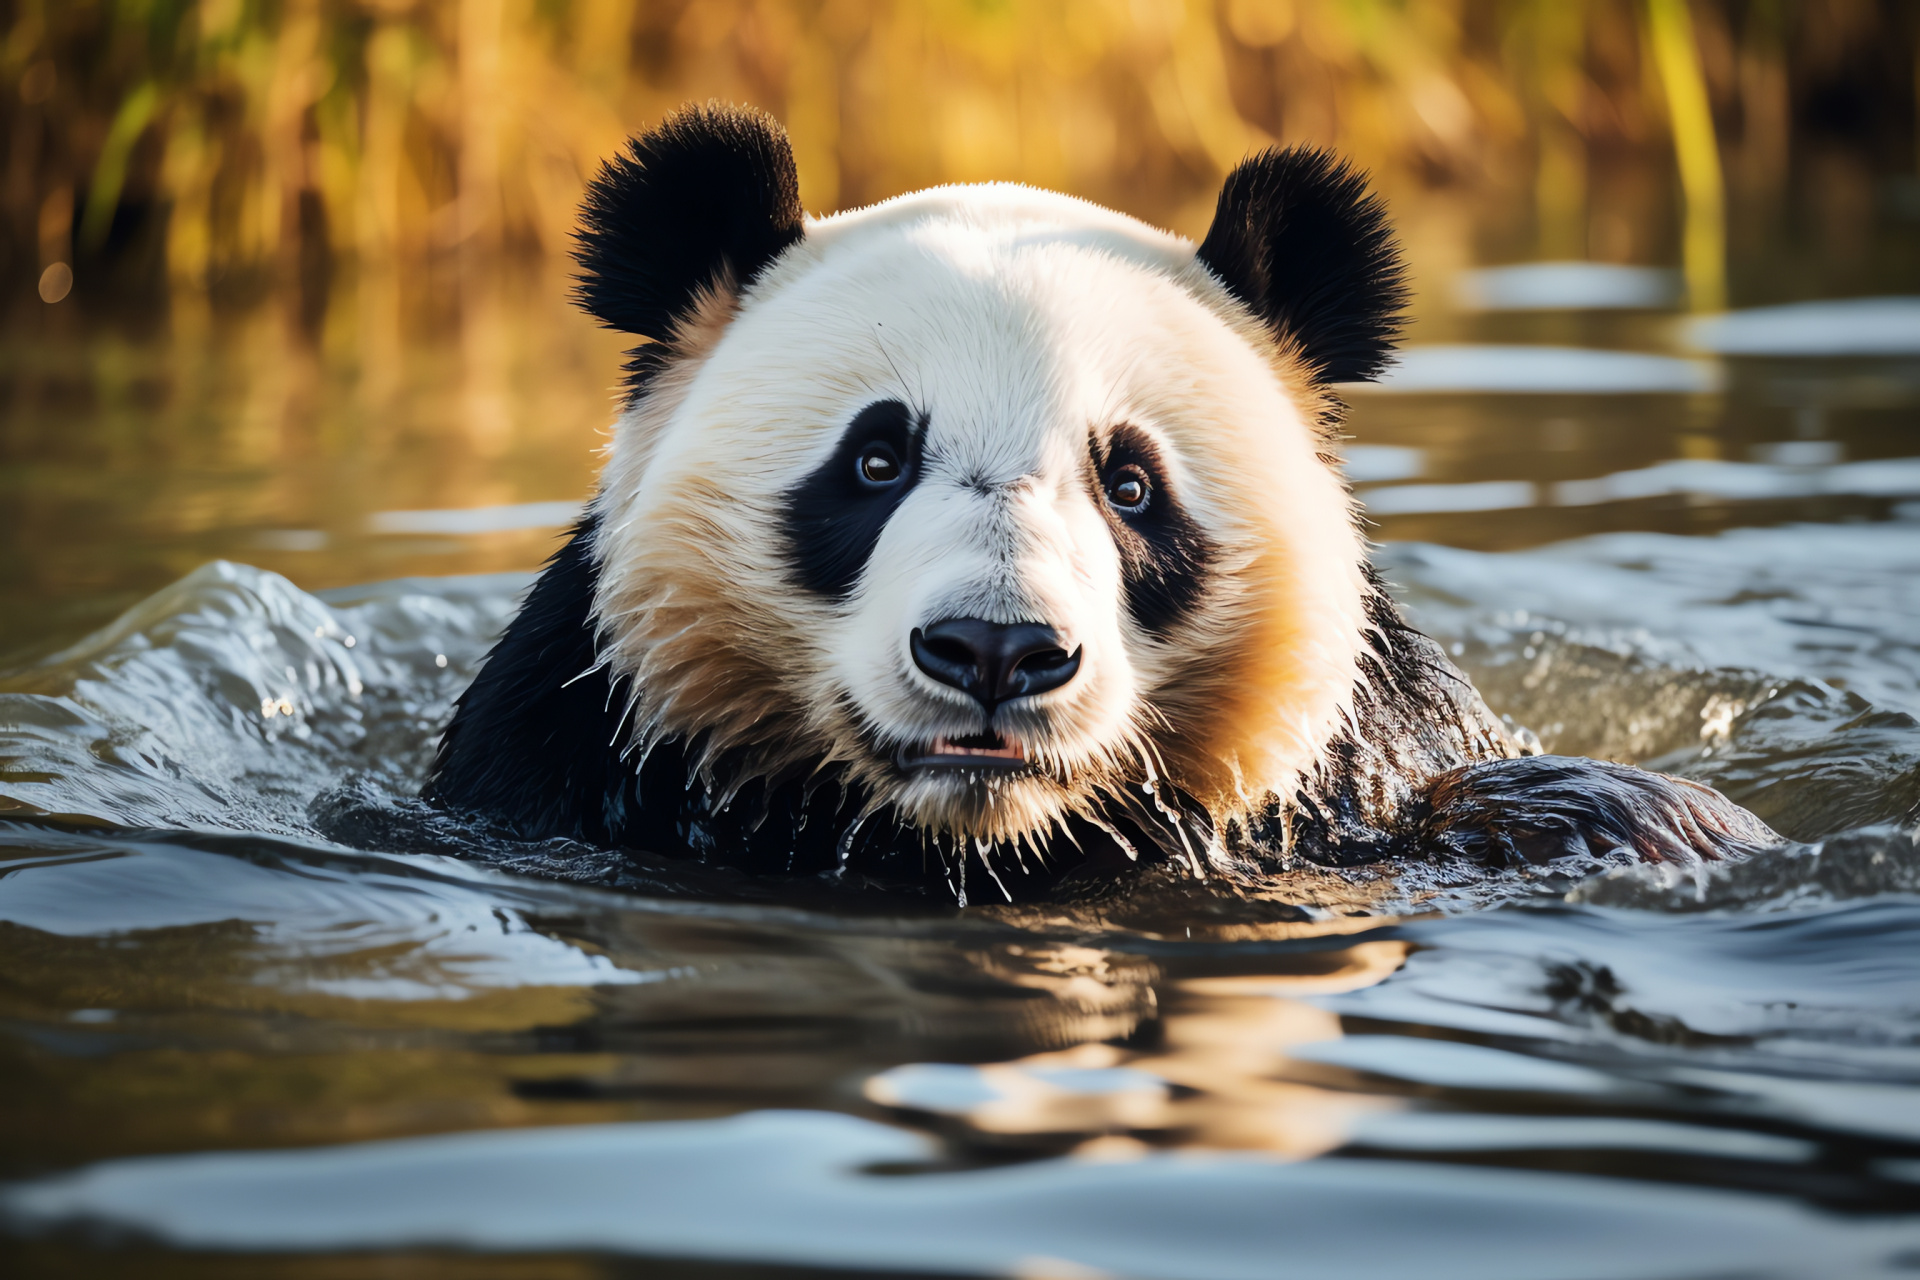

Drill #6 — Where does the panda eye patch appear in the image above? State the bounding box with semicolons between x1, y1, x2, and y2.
1104;463;1152;514
858;446;902;486
782;398;922;600
1089;423;1211;639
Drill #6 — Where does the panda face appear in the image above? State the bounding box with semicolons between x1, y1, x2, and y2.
591;185;1372;848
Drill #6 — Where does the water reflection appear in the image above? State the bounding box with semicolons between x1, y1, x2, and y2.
864;941;1409;1161
0;817;1413;1174
16;1107;1913;1280
1454;262;1683;311
1365;344;1722;393
5;835;1919;1275
8;210;1920;1275
0;263;623;659
1687;297;1920;356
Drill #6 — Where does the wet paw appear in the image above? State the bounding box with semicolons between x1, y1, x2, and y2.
1418;755;1782;869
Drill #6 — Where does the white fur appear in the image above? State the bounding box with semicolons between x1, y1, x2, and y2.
592;184;1370;849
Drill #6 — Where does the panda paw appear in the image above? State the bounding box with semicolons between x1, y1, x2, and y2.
1416;755;1781;870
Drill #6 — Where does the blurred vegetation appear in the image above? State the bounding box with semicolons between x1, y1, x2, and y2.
3;0;1917;312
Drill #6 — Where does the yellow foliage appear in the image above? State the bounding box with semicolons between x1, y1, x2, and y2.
2;0;1791;297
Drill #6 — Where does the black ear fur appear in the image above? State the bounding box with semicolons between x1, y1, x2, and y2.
1195;147;1407;385
573;103;805;342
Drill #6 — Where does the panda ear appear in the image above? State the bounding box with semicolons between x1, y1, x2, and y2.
1195;147;1407;385
573;103;805;342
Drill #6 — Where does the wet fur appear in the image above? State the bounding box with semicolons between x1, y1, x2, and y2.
426;518;1776;896
425;104;1778;901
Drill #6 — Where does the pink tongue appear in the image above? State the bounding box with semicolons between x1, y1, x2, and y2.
933;735;1025;760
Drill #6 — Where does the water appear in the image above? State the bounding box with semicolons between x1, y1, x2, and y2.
4;267;1920;1277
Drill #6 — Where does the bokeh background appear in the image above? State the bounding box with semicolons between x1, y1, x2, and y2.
3;0;1919;657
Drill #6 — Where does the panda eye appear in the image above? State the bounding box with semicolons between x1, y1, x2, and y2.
858;446;902;487
1104;464;1151;514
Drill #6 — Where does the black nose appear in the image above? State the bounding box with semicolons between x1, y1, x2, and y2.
910;618;1082;712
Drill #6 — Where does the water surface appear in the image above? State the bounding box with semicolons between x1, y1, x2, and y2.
3;267;1920;1278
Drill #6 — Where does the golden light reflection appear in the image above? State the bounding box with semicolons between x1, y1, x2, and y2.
865;936;1413;1160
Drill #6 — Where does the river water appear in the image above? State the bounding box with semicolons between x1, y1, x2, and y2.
2;266;1919;1277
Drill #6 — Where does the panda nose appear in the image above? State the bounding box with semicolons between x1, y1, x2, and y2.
910;618;1082;712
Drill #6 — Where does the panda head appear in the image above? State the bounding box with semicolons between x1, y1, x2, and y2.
579;104;1404;858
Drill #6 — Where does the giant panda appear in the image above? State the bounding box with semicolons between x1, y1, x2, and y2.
424;103;1776;902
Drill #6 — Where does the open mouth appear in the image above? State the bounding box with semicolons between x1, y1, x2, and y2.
898;732;1030;772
